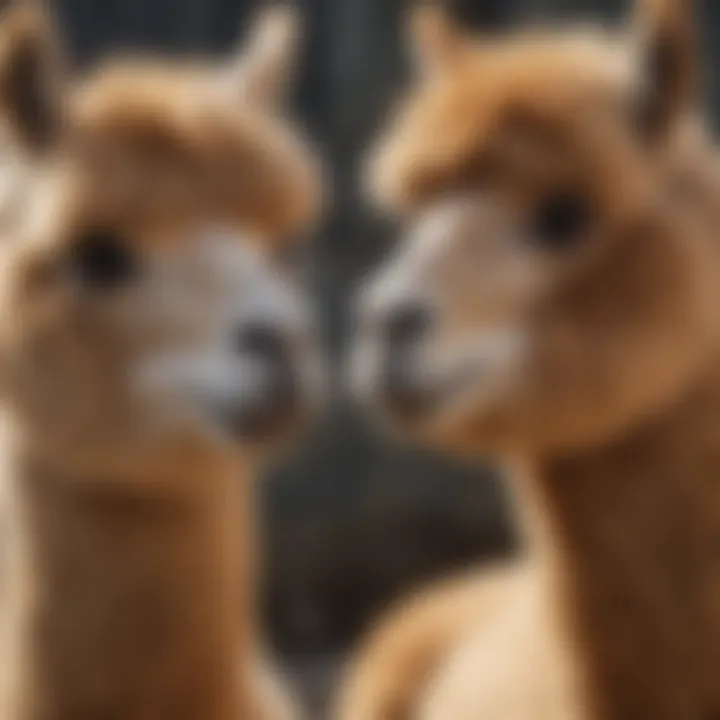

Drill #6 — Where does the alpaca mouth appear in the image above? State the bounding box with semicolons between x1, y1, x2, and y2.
135;350;315;447
360;327;527;430
214;369;300;443
382;355;486;426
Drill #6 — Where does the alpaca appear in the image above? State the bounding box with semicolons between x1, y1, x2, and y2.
0;2;323;718
339;1;720;718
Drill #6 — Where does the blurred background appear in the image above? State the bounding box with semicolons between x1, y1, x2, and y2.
50;0;717;712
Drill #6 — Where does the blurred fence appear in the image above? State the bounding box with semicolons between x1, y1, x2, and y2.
52;0;717;654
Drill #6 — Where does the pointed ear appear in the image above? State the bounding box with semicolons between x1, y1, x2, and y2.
408;3;464;79
632;0;698;140
227;5;302;108
0;0;65;153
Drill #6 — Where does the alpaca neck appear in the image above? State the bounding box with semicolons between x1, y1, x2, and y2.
0;450;257;720
521;366;720;720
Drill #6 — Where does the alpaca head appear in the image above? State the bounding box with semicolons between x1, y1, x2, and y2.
353;0;718;458
0;2;324;479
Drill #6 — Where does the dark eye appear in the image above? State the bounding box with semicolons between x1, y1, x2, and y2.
532;192;594;251
69;230;137;290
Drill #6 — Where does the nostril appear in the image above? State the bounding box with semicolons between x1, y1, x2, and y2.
234;323;284;360
229;322;299;438
379;304;433;419
384;305;431;351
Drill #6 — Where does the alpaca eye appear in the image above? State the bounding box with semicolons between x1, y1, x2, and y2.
532;192;593;251
69;230;138;290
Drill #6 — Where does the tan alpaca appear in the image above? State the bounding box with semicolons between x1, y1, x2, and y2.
0;2;323;719
339;1;720;719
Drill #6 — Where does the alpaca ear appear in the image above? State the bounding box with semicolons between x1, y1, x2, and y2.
228;5;302;108
0;0;65;153
632;0;698;140
408;3;464;79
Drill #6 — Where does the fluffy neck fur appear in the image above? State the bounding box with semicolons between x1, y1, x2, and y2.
518;356;720;720
0;447;257;720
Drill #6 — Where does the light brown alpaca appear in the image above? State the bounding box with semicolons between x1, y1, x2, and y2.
339;1;720;719
0;2;323;719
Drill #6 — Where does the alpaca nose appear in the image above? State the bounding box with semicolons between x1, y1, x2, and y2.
383;305;431;357
381;304;433;416
232;322;298;437
234;323;286;363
